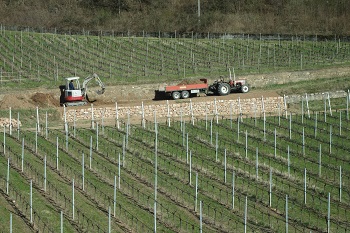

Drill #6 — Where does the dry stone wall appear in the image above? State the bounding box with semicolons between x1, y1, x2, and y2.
65;97;285;123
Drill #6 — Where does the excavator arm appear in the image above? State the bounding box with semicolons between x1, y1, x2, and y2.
81;73;106;98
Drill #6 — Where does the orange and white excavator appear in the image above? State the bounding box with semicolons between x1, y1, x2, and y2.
59;73;105;106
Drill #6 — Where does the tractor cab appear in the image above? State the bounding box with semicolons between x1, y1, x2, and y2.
64;77;84;102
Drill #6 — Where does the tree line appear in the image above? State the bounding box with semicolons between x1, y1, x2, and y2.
0;0;349;35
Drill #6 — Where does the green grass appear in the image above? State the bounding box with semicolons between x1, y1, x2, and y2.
0;154;77;232
0;172;36;233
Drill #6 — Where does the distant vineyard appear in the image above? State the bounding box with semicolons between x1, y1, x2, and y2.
0;99;349;232
0;28;350;88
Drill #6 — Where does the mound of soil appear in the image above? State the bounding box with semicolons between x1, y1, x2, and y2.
0;92;60;109
31;93;60;108
0;94;34;109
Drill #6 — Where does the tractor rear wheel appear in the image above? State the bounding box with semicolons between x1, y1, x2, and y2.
181;90;190;99
172;91;181;100
218;83;231;96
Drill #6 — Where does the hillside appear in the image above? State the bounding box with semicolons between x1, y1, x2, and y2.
1;29;350;93
0;0;349;35
1;1;350;231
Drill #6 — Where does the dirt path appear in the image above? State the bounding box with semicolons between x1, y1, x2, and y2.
2;66;350;111
0;84;280;111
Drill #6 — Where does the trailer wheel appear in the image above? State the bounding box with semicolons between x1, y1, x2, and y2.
181;90;190;99
172;91;181;100
218;83;231;96
241;85;249;93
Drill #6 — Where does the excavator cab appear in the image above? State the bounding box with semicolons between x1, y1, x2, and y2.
64;77;84;103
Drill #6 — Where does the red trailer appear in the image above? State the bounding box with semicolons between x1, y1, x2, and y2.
164;79;209;100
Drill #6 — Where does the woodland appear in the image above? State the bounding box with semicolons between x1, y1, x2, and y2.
0;0;349;35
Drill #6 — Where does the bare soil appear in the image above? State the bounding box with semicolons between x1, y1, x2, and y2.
7;66;349;111
0;84;280;111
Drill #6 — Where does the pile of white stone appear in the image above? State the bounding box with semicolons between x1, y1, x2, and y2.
0;118;22;128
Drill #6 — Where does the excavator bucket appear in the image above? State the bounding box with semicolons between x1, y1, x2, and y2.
96;87;105;95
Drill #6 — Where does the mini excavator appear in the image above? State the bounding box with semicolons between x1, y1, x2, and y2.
59;73;105;106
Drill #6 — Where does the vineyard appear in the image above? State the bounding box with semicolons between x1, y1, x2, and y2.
0;27;350;232
0;98;350;232
0;28;350;87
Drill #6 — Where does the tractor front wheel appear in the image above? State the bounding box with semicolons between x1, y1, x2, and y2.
241;85;249;93
218;83;231;96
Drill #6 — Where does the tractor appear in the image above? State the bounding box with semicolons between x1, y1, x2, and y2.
208;69;249;95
